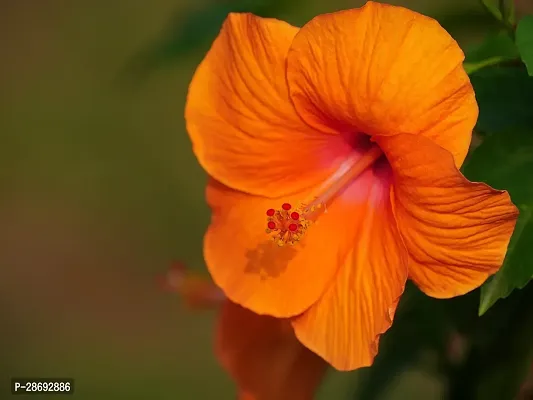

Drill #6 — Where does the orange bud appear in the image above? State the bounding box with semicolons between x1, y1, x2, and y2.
158;261;225;309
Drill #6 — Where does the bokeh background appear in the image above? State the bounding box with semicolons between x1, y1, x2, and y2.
1;0;532;399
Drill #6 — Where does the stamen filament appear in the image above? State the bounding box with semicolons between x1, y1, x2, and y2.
265;144;383;246
303;145;383;216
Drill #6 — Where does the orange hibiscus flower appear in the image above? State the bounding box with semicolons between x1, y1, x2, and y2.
185;2;519;371
161;262;328;399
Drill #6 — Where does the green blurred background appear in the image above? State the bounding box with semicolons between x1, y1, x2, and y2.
1;0;532;399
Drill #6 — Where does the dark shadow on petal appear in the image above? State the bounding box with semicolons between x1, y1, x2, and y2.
244;240;301;279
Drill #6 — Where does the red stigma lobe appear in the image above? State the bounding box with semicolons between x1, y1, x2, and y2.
264;202;314;246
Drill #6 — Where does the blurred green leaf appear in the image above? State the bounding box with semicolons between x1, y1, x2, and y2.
516;15;533;76
507;0;515;25
479;205;533;315
480;0;516;23
469;66;533;133
479;0;516;36
462;130;533;315
464;31;519;74
480;0;503;21
465;32;518;62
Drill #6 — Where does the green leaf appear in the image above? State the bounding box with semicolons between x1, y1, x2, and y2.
516;15;533;76
465;32;519;63
470;66;533;133
507;0;515;25
479;0;516;24
479;0;516;35
479;205;533;315
462;131;533;315
480;0;503;21
464;32;519;75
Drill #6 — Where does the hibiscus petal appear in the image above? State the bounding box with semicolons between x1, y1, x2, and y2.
216;301;327;400
286;1;477;168
377;133;518;298
204;175;381;317
291;169;408;371
186;13;343;198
